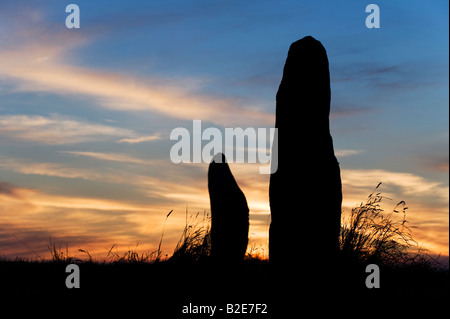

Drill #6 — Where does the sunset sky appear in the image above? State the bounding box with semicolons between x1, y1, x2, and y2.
0;0;448;260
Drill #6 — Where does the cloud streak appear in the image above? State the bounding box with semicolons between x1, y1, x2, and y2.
117;133;162;144
0;114;135;144
0;30;273;126
60;151;150;165
0;114;165;146
335;149;365;157
341;169;449;203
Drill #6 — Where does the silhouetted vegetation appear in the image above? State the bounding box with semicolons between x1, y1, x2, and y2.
342;184;418;264
170;211;211;263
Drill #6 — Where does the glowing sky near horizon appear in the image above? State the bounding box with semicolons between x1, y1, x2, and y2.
0;0;448;260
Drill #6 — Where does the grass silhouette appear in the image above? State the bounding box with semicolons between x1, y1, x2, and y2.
341;183;416;265
170;210;211;263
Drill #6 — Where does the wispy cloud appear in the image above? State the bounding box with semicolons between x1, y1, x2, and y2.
0;155;208;207
60;151;150;165
335;149;365;157
0;114;134;144
117;133;162;144
342;168;449;203
0;157;105;181
0;114;163;145
332;61;447;92
330;104;374;119
0;24;272;126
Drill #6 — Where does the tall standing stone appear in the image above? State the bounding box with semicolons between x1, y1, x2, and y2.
269;36;342;270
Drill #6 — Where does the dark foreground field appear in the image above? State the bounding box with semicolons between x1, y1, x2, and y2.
0;257;448;317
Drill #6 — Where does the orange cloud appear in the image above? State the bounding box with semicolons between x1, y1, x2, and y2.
0;181;187;260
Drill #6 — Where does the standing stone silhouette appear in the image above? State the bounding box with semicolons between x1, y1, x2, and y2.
269;36;342;271
208;153;249;263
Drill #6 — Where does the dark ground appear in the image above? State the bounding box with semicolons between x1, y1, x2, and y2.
0;258;448;317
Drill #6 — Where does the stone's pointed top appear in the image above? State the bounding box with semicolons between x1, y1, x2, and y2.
277;35;330;109
288;35;326;56
293;35;318;44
